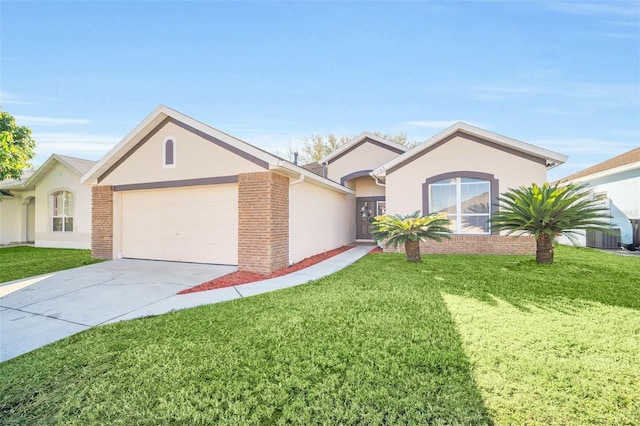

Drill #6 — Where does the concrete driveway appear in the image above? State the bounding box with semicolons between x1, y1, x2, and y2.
0;259;235;362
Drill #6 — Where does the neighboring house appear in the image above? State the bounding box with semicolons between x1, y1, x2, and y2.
0;154;96;248
82;105;567;274
558;147;640;248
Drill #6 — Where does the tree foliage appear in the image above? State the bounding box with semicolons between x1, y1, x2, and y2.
490;182;613;264
1;110;37;183
281;132;418;165
371;211;451;262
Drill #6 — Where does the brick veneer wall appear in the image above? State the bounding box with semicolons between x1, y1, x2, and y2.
385;234;536;255
91;185;113;259
238;171;289;274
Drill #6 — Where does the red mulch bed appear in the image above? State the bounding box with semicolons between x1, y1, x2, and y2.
178;245;356;295
368;246;383;254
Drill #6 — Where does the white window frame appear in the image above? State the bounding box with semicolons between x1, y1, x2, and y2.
429;177;491;234
163;135;177;168
51;190;74;232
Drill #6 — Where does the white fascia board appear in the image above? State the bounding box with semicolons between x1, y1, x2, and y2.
22;154;84;190
378;125;460;173
22;156;56;190
318;132;409;165
566;161;640;184
272;161;354;194
0;180;26;190
81;105;169;184
380;122;568;173
456;123;568;167
166;106;280;167
81;105;282;185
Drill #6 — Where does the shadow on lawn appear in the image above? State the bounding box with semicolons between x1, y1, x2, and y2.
372;246;640;313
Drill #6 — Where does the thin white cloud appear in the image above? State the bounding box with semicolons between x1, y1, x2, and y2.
14;115;91;126
32;133;120;159
531;138;635;156
547;1;640;17
529;107;591;116
607;20;640;27
468;82;639;108
609;129;640;137
403;120;484;129
0;90;32;106
404;120;462;128
595;32;640;39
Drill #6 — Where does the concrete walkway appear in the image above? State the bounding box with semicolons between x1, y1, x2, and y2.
0;245;371;362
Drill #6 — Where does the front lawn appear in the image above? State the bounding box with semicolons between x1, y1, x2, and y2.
0;246;103;283
0;246;638;424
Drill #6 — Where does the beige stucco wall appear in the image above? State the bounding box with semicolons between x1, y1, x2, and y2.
386;135;547;217
35;163;92;249
0;194;28;245
100;121;265;186
289;181;355;263
327;141;402;184
352;176;385;197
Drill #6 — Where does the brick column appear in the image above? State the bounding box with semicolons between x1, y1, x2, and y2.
238;171;289;274
91;185;113;259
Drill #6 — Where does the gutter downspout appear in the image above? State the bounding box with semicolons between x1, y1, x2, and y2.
370;168;386;187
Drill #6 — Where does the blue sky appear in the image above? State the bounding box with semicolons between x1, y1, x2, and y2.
1;1;638;181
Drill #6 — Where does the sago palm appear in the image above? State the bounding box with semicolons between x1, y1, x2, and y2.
371;211;451;262
490;182;612;264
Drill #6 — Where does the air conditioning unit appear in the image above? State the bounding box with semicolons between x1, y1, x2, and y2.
586;228;621;249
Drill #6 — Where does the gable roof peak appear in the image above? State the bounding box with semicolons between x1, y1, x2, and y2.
80;105;354;195
318;131;409;164
0;153;96;191
373;123;568;177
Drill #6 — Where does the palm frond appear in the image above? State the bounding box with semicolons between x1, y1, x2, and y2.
490;182;613;243
371;211;452;248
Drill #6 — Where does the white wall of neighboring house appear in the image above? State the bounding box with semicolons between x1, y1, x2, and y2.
558;166;640;246
0;195;25;245
35;163;92;249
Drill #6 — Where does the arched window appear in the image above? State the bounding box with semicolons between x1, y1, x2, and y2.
52;190;73;232
164;136;176;167
423;172;498;234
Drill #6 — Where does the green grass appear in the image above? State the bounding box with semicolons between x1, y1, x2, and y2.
0;246;103;283
0;246;638;424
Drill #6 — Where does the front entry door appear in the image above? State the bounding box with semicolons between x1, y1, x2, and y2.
356;197;385;240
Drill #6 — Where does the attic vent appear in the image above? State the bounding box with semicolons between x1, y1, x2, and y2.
163;135;176;168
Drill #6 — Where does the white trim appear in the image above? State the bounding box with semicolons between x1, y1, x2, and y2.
429;177;491;235
50;189;74;233
162;135;177;168
80;105;355;195
373;122;568;178
564;161;640;184
81;105;280;185
271;160;354;194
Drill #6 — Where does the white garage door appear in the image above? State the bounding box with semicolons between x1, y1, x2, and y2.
120;184;238;264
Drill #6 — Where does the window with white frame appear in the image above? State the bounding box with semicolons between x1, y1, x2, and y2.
429;177;491;233
52;190;73;232
164;136;176;167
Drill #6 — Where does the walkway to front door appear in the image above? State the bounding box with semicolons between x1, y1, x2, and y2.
356;197;385;239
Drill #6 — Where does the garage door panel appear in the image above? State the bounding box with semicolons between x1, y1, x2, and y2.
121;185;237;264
